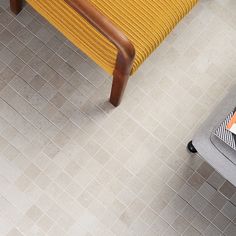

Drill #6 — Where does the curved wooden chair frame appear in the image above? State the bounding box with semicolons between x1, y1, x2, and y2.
10;0;135;107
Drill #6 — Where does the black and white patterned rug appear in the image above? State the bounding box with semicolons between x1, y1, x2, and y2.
214;108;236;151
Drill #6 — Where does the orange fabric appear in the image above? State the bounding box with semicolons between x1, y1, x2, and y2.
27;0;198;75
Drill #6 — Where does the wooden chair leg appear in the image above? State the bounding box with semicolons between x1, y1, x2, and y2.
62;1;136;107
10;0;23;14
110;72;129;107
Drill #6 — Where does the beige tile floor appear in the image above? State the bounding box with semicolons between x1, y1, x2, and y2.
0;0;236;235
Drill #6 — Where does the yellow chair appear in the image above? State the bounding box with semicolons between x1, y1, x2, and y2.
10;0;198;106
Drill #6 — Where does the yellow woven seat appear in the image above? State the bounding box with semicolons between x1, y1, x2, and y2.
8;0;199;106
26;0;198;75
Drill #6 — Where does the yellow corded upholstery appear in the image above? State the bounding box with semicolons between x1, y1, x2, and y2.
26;0;198;75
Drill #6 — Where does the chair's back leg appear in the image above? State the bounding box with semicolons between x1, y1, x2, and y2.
10;0;23;14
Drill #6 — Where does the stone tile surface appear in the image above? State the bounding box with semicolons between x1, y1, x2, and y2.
0;0;236;235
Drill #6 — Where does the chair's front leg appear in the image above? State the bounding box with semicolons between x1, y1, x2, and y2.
10;0;23;14
64;0;135;107
110;72;129;107
109;49;134;107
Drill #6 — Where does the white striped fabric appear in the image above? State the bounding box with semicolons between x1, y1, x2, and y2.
214;111;236;151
